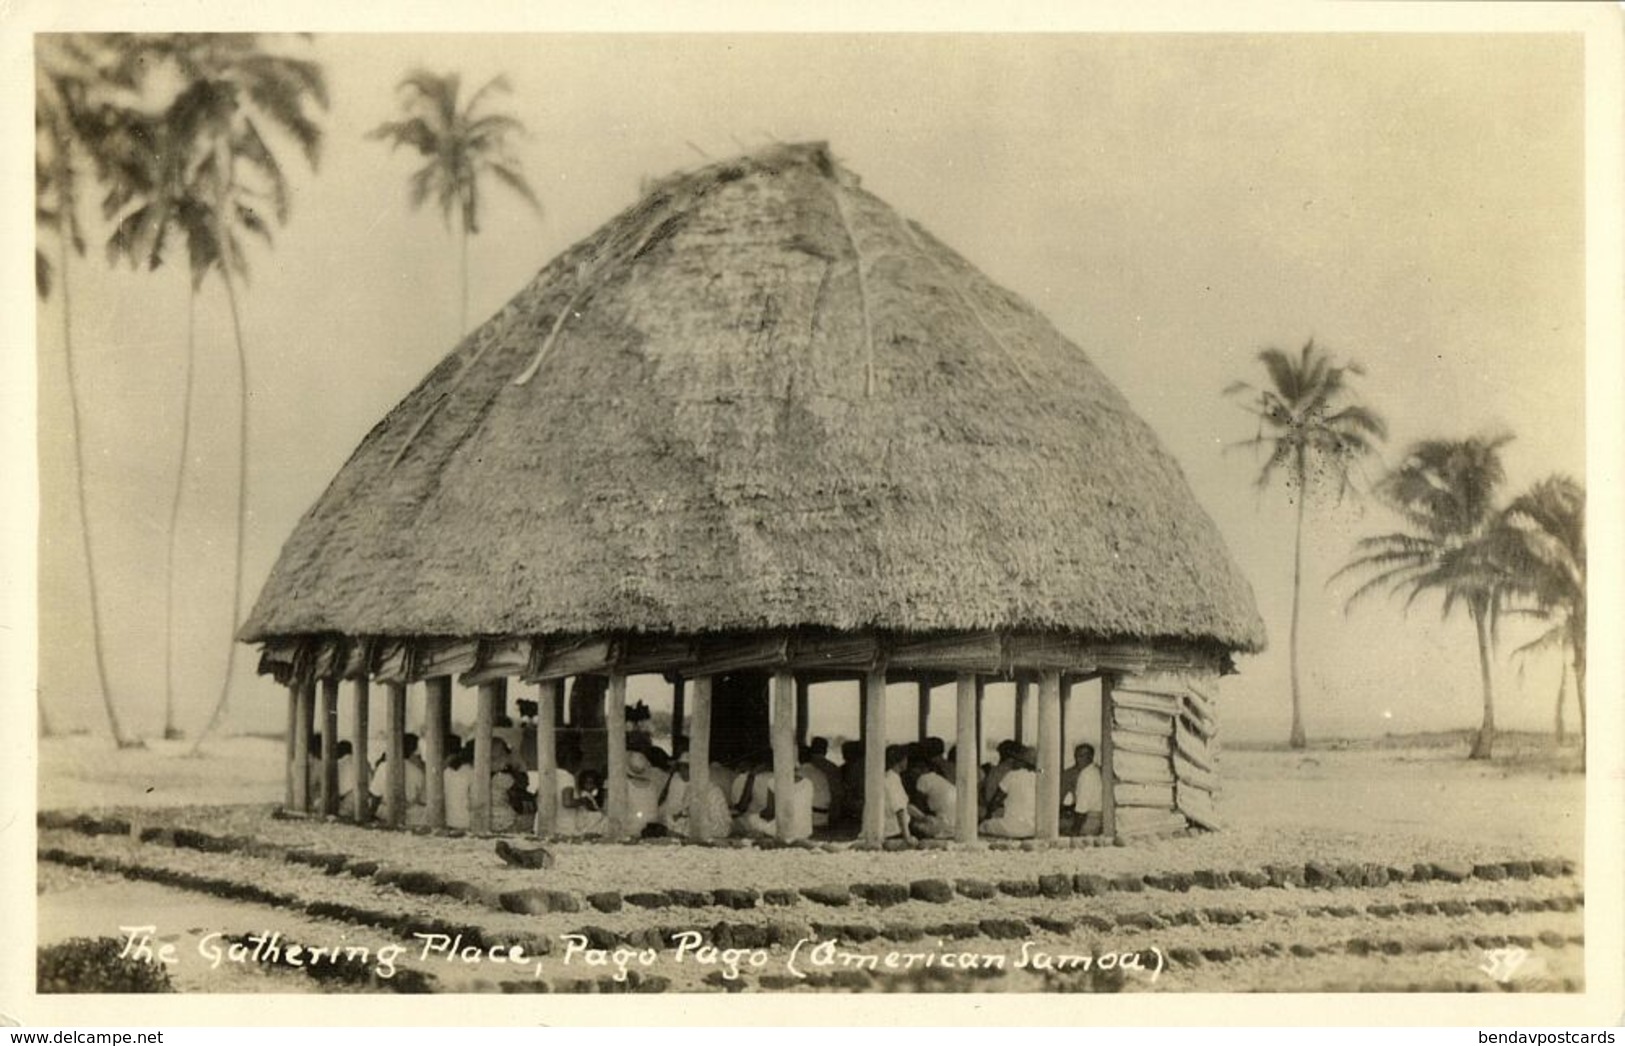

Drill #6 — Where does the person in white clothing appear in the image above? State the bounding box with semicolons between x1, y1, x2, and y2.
775;765;816;842
661;752;732;841
369;734;427;819
625;750;663;837
731;754;775;837
1062;742;1104;837
798;754;833;829
442;742;475;830
882;745;913;842
529;763;576;835
912;756;957;838
979;745;1037;839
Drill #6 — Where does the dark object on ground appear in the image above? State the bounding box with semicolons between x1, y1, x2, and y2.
39;937;175;993
496;840;556;870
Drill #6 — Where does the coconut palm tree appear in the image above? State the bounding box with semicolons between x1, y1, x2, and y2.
93;97;220;741
36;38;141;748
1338;435;1514;759
1489;475;1585;762
1225;339;1387;748
85;34;328;751
368;69;541;334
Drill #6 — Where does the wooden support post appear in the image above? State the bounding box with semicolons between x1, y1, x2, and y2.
794;677;810;752
1100;673;1117;841
772;670;797;841
553;679;568;727
671;677;686;748
1014;678;1030;744
386;682;406;827
352;678;370;824
975;677;985;764
284;684;297;809
1059;681;1069;754
436;682;453;749
293;678;313;813
955;673;978;843
424;676;450;829
605;672;629;840
916;680;930;741
320;678;340;817
473;680;499;833
858;682;869;745
862;668;888;845
535;679;560;836
1036;669;1062;840
687;676;713;841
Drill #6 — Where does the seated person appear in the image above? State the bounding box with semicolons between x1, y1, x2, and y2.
767;763;817;843
1061;742;1103;836
377;734;429;826
911;755;957;839
882;744;913;842
980;740;1020;821
626;750;664;837
333;740;356;817
979;745;1038;839
559;768;606;836
803;737;843;827
442;742;476;830
305;734;324;810
658;752;733;841
730;753;776;838
529;760;576;836
799;750;833;830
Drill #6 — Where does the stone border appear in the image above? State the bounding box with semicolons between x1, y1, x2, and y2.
37;813;1578;927
39;843;1584;996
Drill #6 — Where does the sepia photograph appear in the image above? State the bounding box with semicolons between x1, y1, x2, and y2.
9;4;1623;1026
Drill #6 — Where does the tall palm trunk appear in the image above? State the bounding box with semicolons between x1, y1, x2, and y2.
56;193;138;750
162;290;200;740
1288;450;1308;749
459;218;469;335
1553;657;1568;743
188;260;251;754
1468;601;1496;760
1572;628;1586;770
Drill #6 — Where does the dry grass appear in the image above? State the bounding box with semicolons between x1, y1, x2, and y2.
241;142;1263;652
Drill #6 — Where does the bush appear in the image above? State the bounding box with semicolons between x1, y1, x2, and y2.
38;937;175;993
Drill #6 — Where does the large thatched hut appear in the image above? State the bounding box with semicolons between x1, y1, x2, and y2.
243;141;1263;845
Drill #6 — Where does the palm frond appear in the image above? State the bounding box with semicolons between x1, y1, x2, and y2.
1257;347;1301;406
485;160;541;212
463;73;513;115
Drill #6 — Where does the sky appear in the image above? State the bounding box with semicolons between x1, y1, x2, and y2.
22;28;1599;747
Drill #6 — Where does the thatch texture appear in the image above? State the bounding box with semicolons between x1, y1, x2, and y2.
242;142;1264;652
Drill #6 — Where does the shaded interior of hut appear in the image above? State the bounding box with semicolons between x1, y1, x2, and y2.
276;638;1224;849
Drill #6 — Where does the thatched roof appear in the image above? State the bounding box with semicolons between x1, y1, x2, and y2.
242;142;1265;653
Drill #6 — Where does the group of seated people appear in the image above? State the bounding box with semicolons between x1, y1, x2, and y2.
854;737;1103;843
304;729;1104;843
